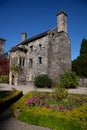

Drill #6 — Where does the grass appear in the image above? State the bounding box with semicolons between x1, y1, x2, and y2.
10;91;87;130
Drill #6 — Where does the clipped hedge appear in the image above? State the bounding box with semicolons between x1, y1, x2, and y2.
11;92;87;130
0;90;23;113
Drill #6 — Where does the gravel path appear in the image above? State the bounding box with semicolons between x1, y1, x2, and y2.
0;109;50;130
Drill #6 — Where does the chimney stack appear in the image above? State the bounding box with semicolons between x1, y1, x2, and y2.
56;11;67;33
22;32;27;41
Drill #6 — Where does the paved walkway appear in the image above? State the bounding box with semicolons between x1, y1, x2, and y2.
0;83;51;130
0;83;87;94
0;83;87;130
0;83;53;94
0;109;50;130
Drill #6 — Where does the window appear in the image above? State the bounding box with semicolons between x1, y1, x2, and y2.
19;58;22;66
29;59;33;68
38;57;42;64
19;57;25;67
39;44;42;49
23;58;25;66
30;46;33;52
52;32;55;41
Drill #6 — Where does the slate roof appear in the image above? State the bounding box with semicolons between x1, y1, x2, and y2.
11;30;49;51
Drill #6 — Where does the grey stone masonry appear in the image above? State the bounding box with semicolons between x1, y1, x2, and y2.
48;29;71;82
79;78;87;87
26;35;49;84
9;11;71;85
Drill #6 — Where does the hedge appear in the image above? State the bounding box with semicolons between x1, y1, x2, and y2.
0;90;23;113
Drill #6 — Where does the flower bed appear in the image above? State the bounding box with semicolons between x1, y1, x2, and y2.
25;96;79;112
11;91;87;130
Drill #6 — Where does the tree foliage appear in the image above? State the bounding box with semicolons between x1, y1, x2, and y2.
80;38;87;56
72;55;87;77
72;38;87;77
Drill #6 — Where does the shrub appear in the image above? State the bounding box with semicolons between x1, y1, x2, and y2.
34;74;52;88
0;75;9;83
53;86;68;101
61;71;79;88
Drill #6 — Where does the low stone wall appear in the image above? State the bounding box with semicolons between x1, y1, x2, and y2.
79;78;87;87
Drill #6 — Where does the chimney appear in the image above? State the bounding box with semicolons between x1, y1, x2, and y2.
56;11;67;33
22;32;27;41
0;38;6;54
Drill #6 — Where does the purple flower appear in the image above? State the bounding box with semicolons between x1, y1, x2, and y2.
25;96;50;109
25;97;42;106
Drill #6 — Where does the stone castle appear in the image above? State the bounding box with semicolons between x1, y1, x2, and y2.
9;11;71;85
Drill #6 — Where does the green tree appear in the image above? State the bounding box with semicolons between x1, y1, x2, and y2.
72;38;87;77
72;55;87;77
80;38;87;56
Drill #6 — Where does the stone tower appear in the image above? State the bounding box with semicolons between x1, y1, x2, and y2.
48;11;71;82
57;11;67;33
0;38;6;54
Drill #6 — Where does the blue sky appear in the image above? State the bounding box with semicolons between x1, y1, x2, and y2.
0;0;87;60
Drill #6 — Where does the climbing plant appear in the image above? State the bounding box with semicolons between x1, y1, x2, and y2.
10;63;22;74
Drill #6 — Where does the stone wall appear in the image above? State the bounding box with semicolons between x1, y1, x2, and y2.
9;50;26;85
26;35;49;84
48;29;71;82
10;31;71;85
79;78;87;87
